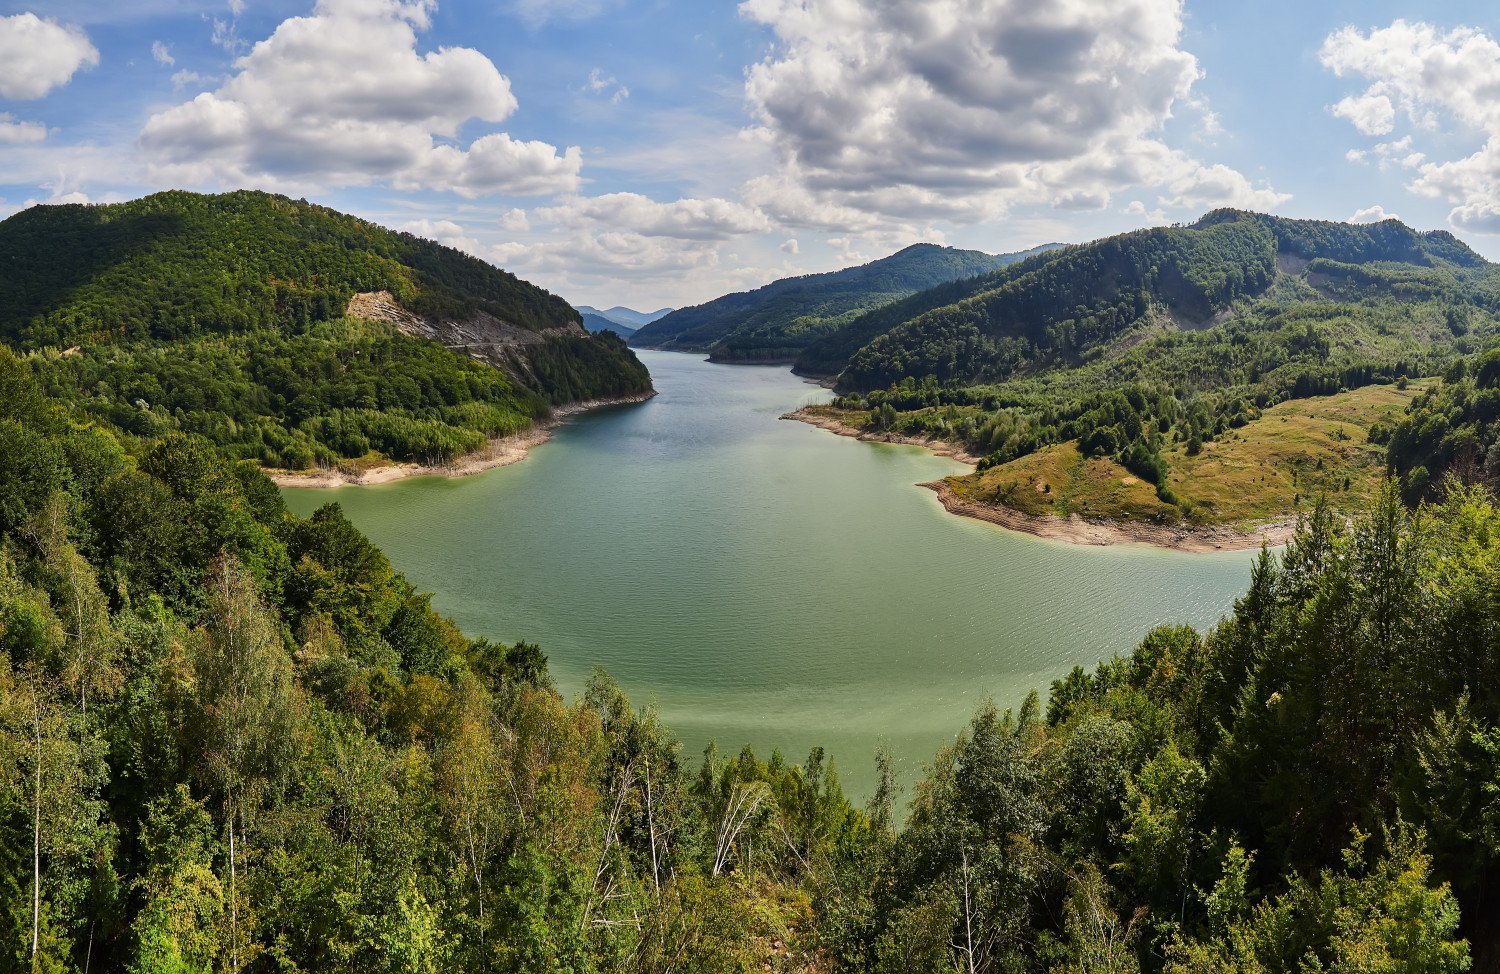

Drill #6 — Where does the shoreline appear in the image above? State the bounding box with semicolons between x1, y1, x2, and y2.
782;406;984;467
269;391;656;488
783;406;1297;553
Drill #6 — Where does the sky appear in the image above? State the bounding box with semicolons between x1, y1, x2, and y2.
3;0;1500;311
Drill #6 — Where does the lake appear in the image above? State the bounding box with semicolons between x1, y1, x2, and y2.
282;350;1263;798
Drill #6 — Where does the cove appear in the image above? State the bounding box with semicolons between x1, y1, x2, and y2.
281;351;1263;797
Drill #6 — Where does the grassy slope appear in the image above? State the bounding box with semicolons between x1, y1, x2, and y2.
945;382;1425;528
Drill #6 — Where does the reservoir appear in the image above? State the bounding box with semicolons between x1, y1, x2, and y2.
282;350;1262;797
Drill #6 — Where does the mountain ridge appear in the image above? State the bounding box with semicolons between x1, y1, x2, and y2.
629;242;1055;362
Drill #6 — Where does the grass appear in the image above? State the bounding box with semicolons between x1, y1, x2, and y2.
949;381;1427;528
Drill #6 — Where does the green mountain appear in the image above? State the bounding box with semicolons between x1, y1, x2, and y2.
0;190;652;470
793;242;1064;377
812;211;1500;530
840;211;1490;392
629;242;1048;362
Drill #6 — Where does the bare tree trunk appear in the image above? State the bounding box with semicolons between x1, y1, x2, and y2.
956;846;978;974
229;802;239;974
644;757;661;894
32;694;41;961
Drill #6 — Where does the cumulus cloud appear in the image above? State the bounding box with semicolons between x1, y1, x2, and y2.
1331;90;1395;135
1349;204;1401;224
779;238;798;255
1322;20;1500;232
397;217;486;256
140;0;581;197
536;192;771;240
0;13;99;100
738;0;1283;226
0;114;47;145
151;41;175;66
499;207;530;231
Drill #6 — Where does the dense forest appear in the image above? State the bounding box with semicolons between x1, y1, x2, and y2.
0;192;652;470
629;243;1055;361
3;318;1498;970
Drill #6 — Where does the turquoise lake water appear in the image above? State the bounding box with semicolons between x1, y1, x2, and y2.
282;351;1262;797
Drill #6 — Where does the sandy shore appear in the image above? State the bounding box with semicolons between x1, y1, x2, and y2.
921;481;1297;553
784;406;1297;552
269;391;656;488
782;406;983;466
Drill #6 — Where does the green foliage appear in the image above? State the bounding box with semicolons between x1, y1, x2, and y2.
0;347;813;973
1385;345;1500;500
815;484;1494;971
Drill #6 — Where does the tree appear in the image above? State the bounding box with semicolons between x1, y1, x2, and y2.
184;556;299;972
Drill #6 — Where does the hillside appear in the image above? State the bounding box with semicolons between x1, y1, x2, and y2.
0;190;652;470
629;242;1045;362
805;211;1500;535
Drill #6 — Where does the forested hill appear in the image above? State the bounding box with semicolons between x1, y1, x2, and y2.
0;191;651;471
0;189;580;346
629;242;1054;362
839;211;1491;392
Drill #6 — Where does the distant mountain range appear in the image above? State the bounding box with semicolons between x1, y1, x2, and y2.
577;304;674;333
580;312;637;338
628;243;1061;363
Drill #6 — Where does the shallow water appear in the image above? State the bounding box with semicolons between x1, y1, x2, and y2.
282;351;1262;798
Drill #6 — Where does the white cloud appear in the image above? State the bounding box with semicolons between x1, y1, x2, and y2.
210;16;242;52
738;0;1283;226
1322;20;1500;232
1349;204;1401;224
499;207;529;231
151;40;175;66
140;0;581;197
779;237;798;255
1448;201;1500;233
586;68;629;105
0;13;99;100
1331;90;1395;135
536;192;771;240
0;114;47;145
171;69;207;89
396;217;485;256
1156;160;1291;211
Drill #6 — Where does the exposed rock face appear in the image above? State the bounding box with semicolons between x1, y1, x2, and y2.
347;290;586;380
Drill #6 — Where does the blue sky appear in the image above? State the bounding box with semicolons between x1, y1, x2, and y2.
3;0;1500;309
